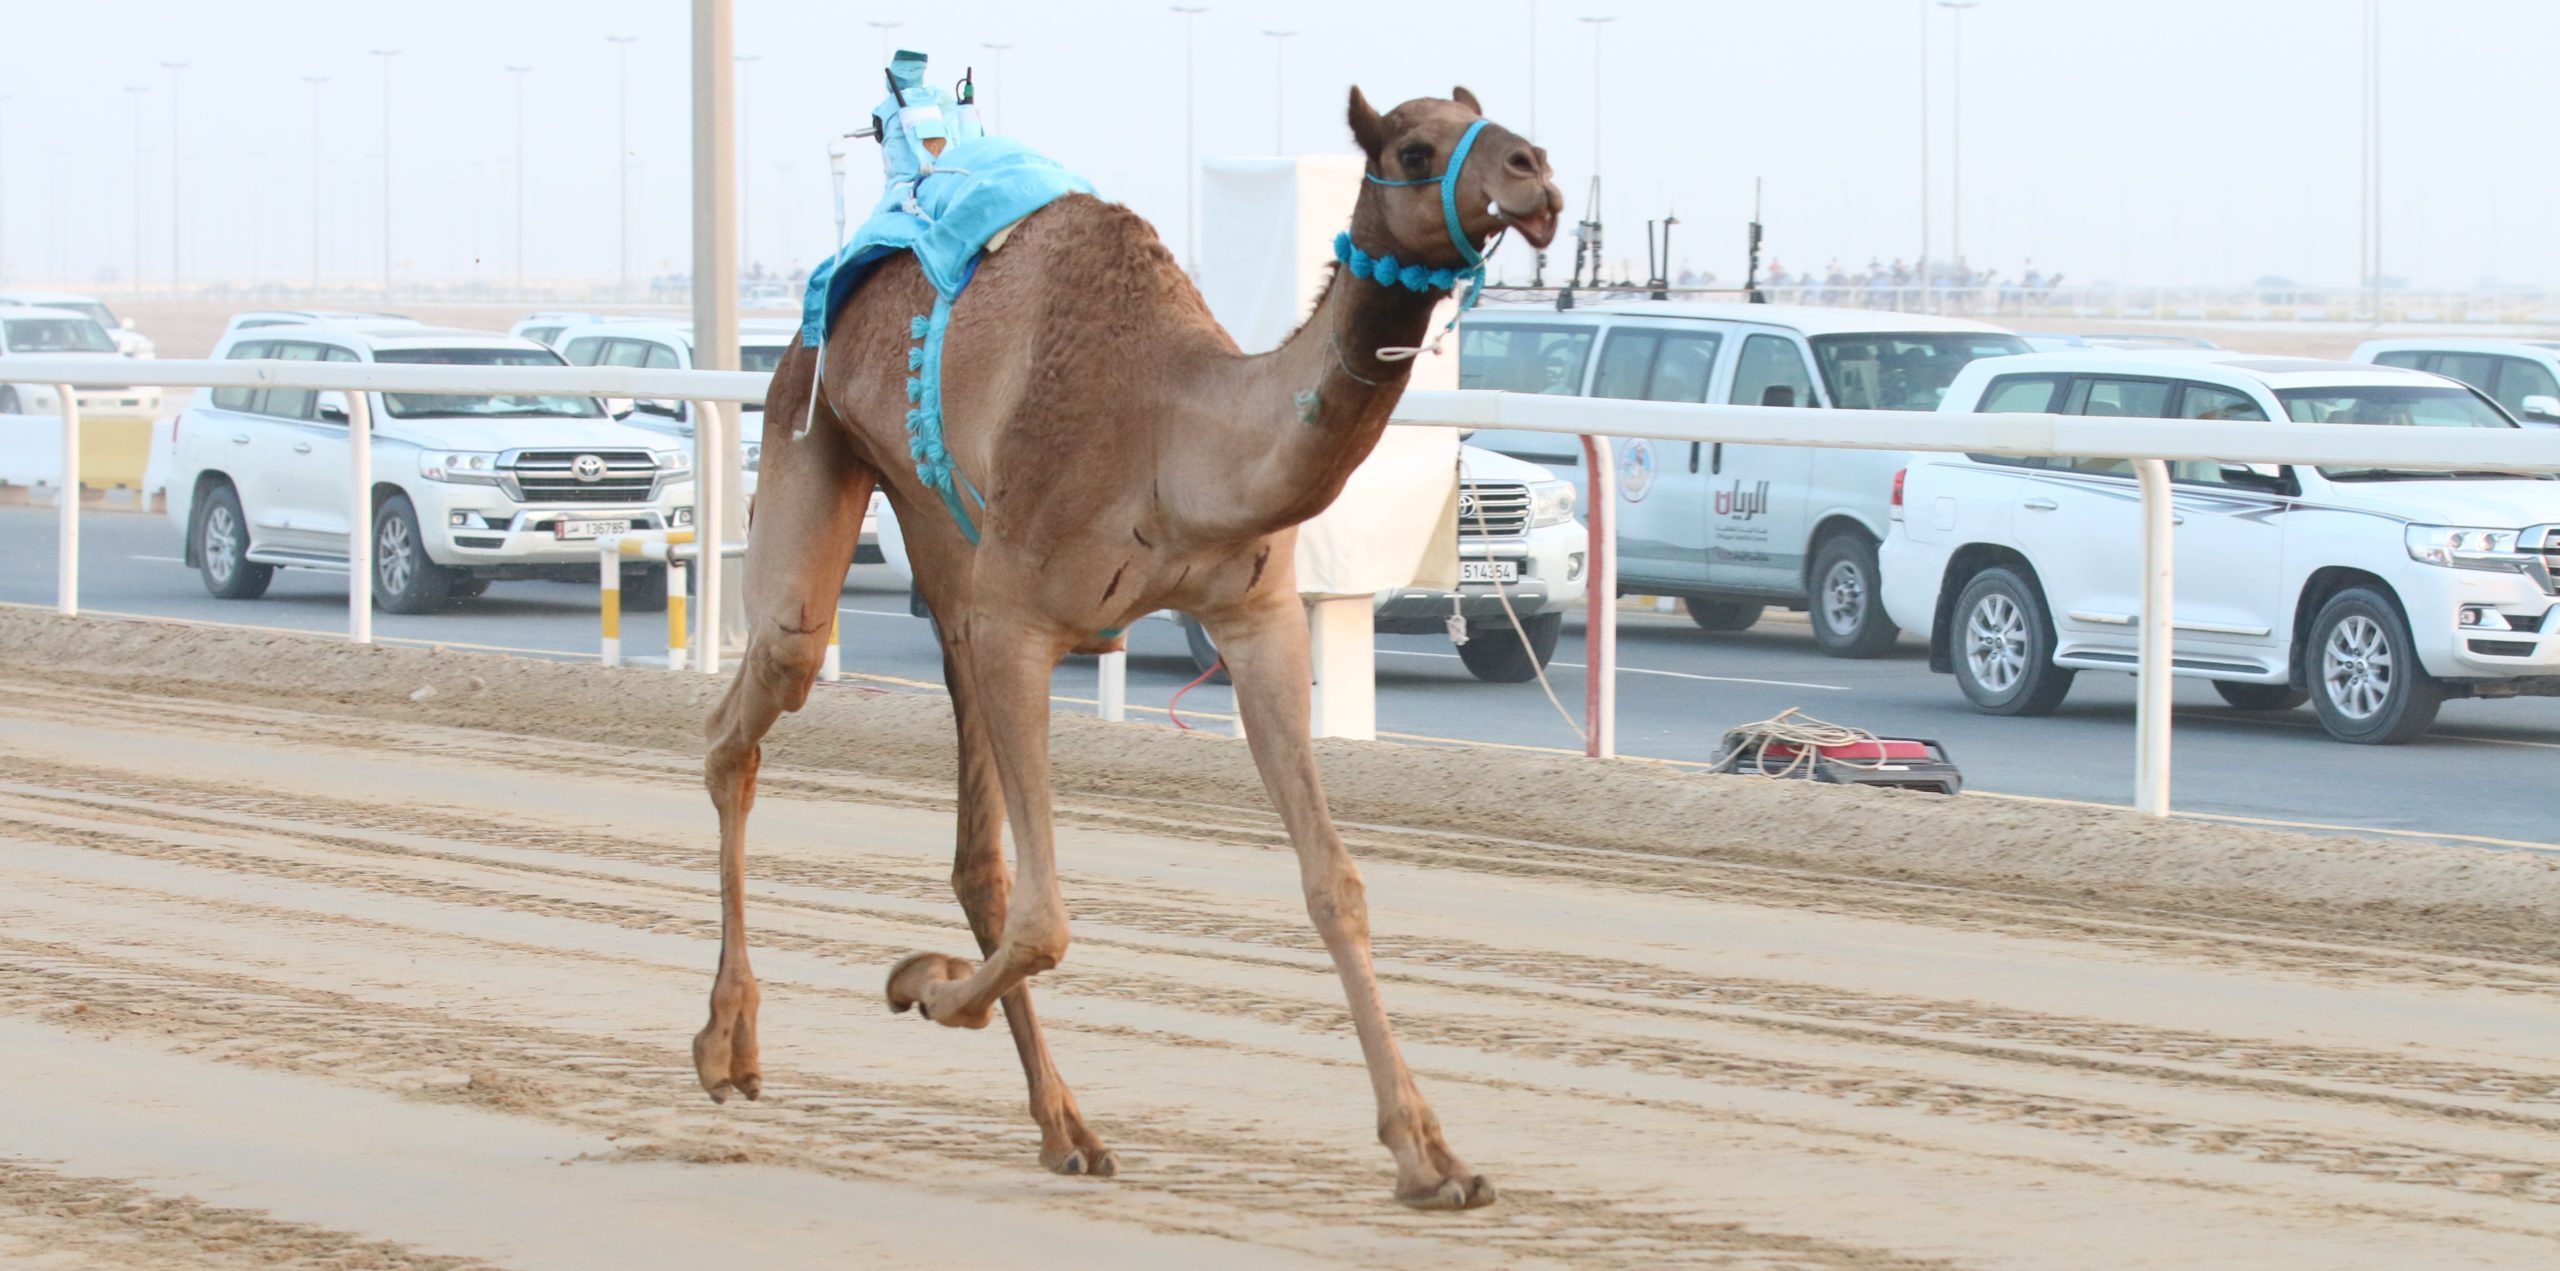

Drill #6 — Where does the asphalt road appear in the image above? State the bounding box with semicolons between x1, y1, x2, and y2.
10;504;2557;853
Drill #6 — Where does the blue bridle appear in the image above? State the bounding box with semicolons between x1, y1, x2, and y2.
1335;116;1498;311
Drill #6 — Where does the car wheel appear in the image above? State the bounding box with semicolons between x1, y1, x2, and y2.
1180;615;1232;684
448;574;491;600
620;564;669;613
194;483;273;600
2213;680;2307;712
1808;532;1900;659
2306;587;2444;744
1949;566;2074;716
1457;611;1565;683
372;494;454;614
1685;600;1765;632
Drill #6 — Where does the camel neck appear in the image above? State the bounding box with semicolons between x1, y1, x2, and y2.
1182;255;1444;540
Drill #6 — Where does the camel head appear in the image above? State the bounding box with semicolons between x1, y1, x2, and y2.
1346;86;1563;265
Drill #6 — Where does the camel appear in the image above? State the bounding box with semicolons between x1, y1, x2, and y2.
694;85;1561;1210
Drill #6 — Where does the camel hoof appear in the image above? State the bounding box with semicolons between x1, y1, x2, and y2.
691;1018;761;1104
885;952;980;1025
1398;1173;1498;1211
1053;1148;1119;1178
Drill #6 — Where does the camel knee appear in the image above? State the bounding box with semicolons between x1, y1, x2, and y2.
1304;868;1372;944
952;861;1012;952
747;629;829;709
1002;896;1071;973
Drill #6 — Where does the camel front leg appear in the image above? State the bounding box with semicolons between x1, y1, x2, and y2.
1208;595;1497;1210
939;639;1115;1176
886;614;1073;1033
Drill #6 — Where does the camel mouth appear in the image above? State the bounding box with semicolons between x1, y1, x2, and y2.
1502;206;1560;250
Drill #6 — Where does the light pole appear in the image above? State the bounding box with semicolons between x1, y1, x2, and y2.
1261;29;1293;153
123;85;146;297
160;61;186;293
608;35;639;303
980;42;1013;133
0;96;11;284
1918;0;1930;303
1579;15;1613;220
736;54;759;273
2362;0;2382;319
303;76;327;294
866;20;903;64
1171;5;1206;277
369;48;399;300
505;66;532;297
1936;0;1978;280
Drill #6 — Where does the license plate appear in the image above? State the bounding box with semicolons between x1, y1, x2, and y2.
555;518;631;540
1459;560;1521;583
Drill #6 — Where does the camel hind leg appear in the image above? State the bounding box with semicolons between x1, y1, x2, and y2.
696;357;872;1103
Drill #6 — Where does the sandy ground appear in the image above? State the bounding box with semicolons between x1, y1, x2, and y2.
2;611;2557;1269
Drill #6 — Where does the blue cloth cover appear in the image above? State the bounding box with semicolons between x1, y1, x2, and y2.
797;50;1093;546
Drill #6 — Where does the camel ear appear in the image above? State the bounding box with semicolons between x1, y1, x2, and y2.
1452;86;1483;116
1347;86;1386;158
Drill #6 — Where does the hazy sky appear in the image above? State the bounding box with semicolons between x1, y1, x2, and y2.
5;0;2547;293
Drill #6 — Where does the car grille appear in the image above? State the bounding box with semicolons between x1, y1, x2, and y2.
509;449;659;504
1456;480;1531;538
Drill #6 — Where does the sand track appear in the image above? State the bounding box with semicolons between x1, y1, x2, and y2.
2;614;2557;1268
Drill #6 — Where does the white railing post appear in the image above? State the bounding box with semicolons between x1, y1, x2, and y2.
1308;595;1377;740
1097;649;1125;721
348;389;374;642
822;615;842;683
692;398;725;675
55;385;78;616
1580;433;1617;760
598;541;623;667
2134;459;2174;817
666;553;691;671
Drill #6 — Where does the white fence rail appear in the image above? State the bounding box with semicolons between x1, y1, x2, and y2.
15;356;2560;819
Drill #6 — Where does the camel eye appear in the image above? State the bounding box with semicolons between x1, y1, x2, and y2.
1398;143;1433;176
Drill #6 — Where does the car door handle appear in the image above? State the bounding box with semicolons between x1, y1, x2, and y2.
231;433;251;445
2022;497;2058;511
293;441;313;454
1688;442;1701;474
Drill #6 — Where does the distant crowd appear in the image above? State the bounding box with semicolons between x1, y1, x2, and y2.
1673;257;2069;312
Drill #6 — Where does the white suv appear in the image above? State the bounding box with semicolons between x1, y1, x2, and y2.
1461;303;2028;657
2350;338;2560;428
0;306;162;419
0;291;154;358
1883;351;2559;744
167;324;698;614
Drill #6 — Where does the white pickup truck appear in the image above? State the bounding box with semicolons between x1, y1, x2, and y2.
167;323;698;614
1882;350;2559;743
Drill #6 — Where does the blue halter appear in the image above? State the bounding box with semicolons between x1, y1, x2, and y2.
1335;117;1497;324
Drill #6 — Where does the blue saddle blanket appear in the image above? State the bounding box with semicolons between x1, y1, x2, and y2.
799;136;1093;348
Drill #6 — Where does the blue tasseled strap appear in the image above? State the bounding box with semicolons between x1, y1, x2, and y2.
904;295;986;545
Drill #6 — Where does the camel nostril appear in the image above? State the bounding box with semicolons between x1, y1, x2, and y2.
1503;148;1540;177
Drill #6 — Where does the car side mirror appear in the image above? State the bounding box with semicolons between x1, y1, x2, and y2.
2519;394;2560;421
1760;385;1797;408
605;396;635;418
2217;461;2289;492
634;398;685;419
120;317;137;331
316;391;351;423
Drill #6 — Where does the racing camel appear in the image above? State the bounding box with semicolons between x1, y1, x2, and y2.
694;83;1561;1209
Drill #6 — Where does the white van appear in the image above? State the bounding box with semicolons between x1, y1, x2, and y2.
1460;303;2027;656
2350;339;2560;428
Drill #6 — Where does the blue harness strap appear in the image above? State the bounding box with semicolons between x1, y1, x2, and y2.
904;291;987;544
1344;117;1500;330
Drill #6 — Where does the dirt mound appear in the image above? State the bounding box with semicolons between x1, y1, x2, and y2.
4;608;2553;962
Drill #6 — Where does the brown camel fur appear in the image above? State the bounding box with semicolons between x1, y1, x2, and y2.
695;86;1561;1209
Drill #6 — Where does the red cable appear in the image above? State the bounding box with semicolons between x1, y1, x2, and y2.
1165;659;1225;732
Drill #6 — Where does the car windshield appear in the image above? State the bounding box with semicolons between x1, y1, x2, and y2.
2277;385;2527;479
737;344;786;411
3;317;118;353
63;303;119;328
1810;333;2030;410
374;347;604;419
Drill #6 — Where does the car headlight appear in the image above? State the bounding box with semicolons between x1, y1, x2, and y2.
2405;524;2528;571
1528;479;1578;528
654;448;694;477
418;450;503;484
742;442;762;473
